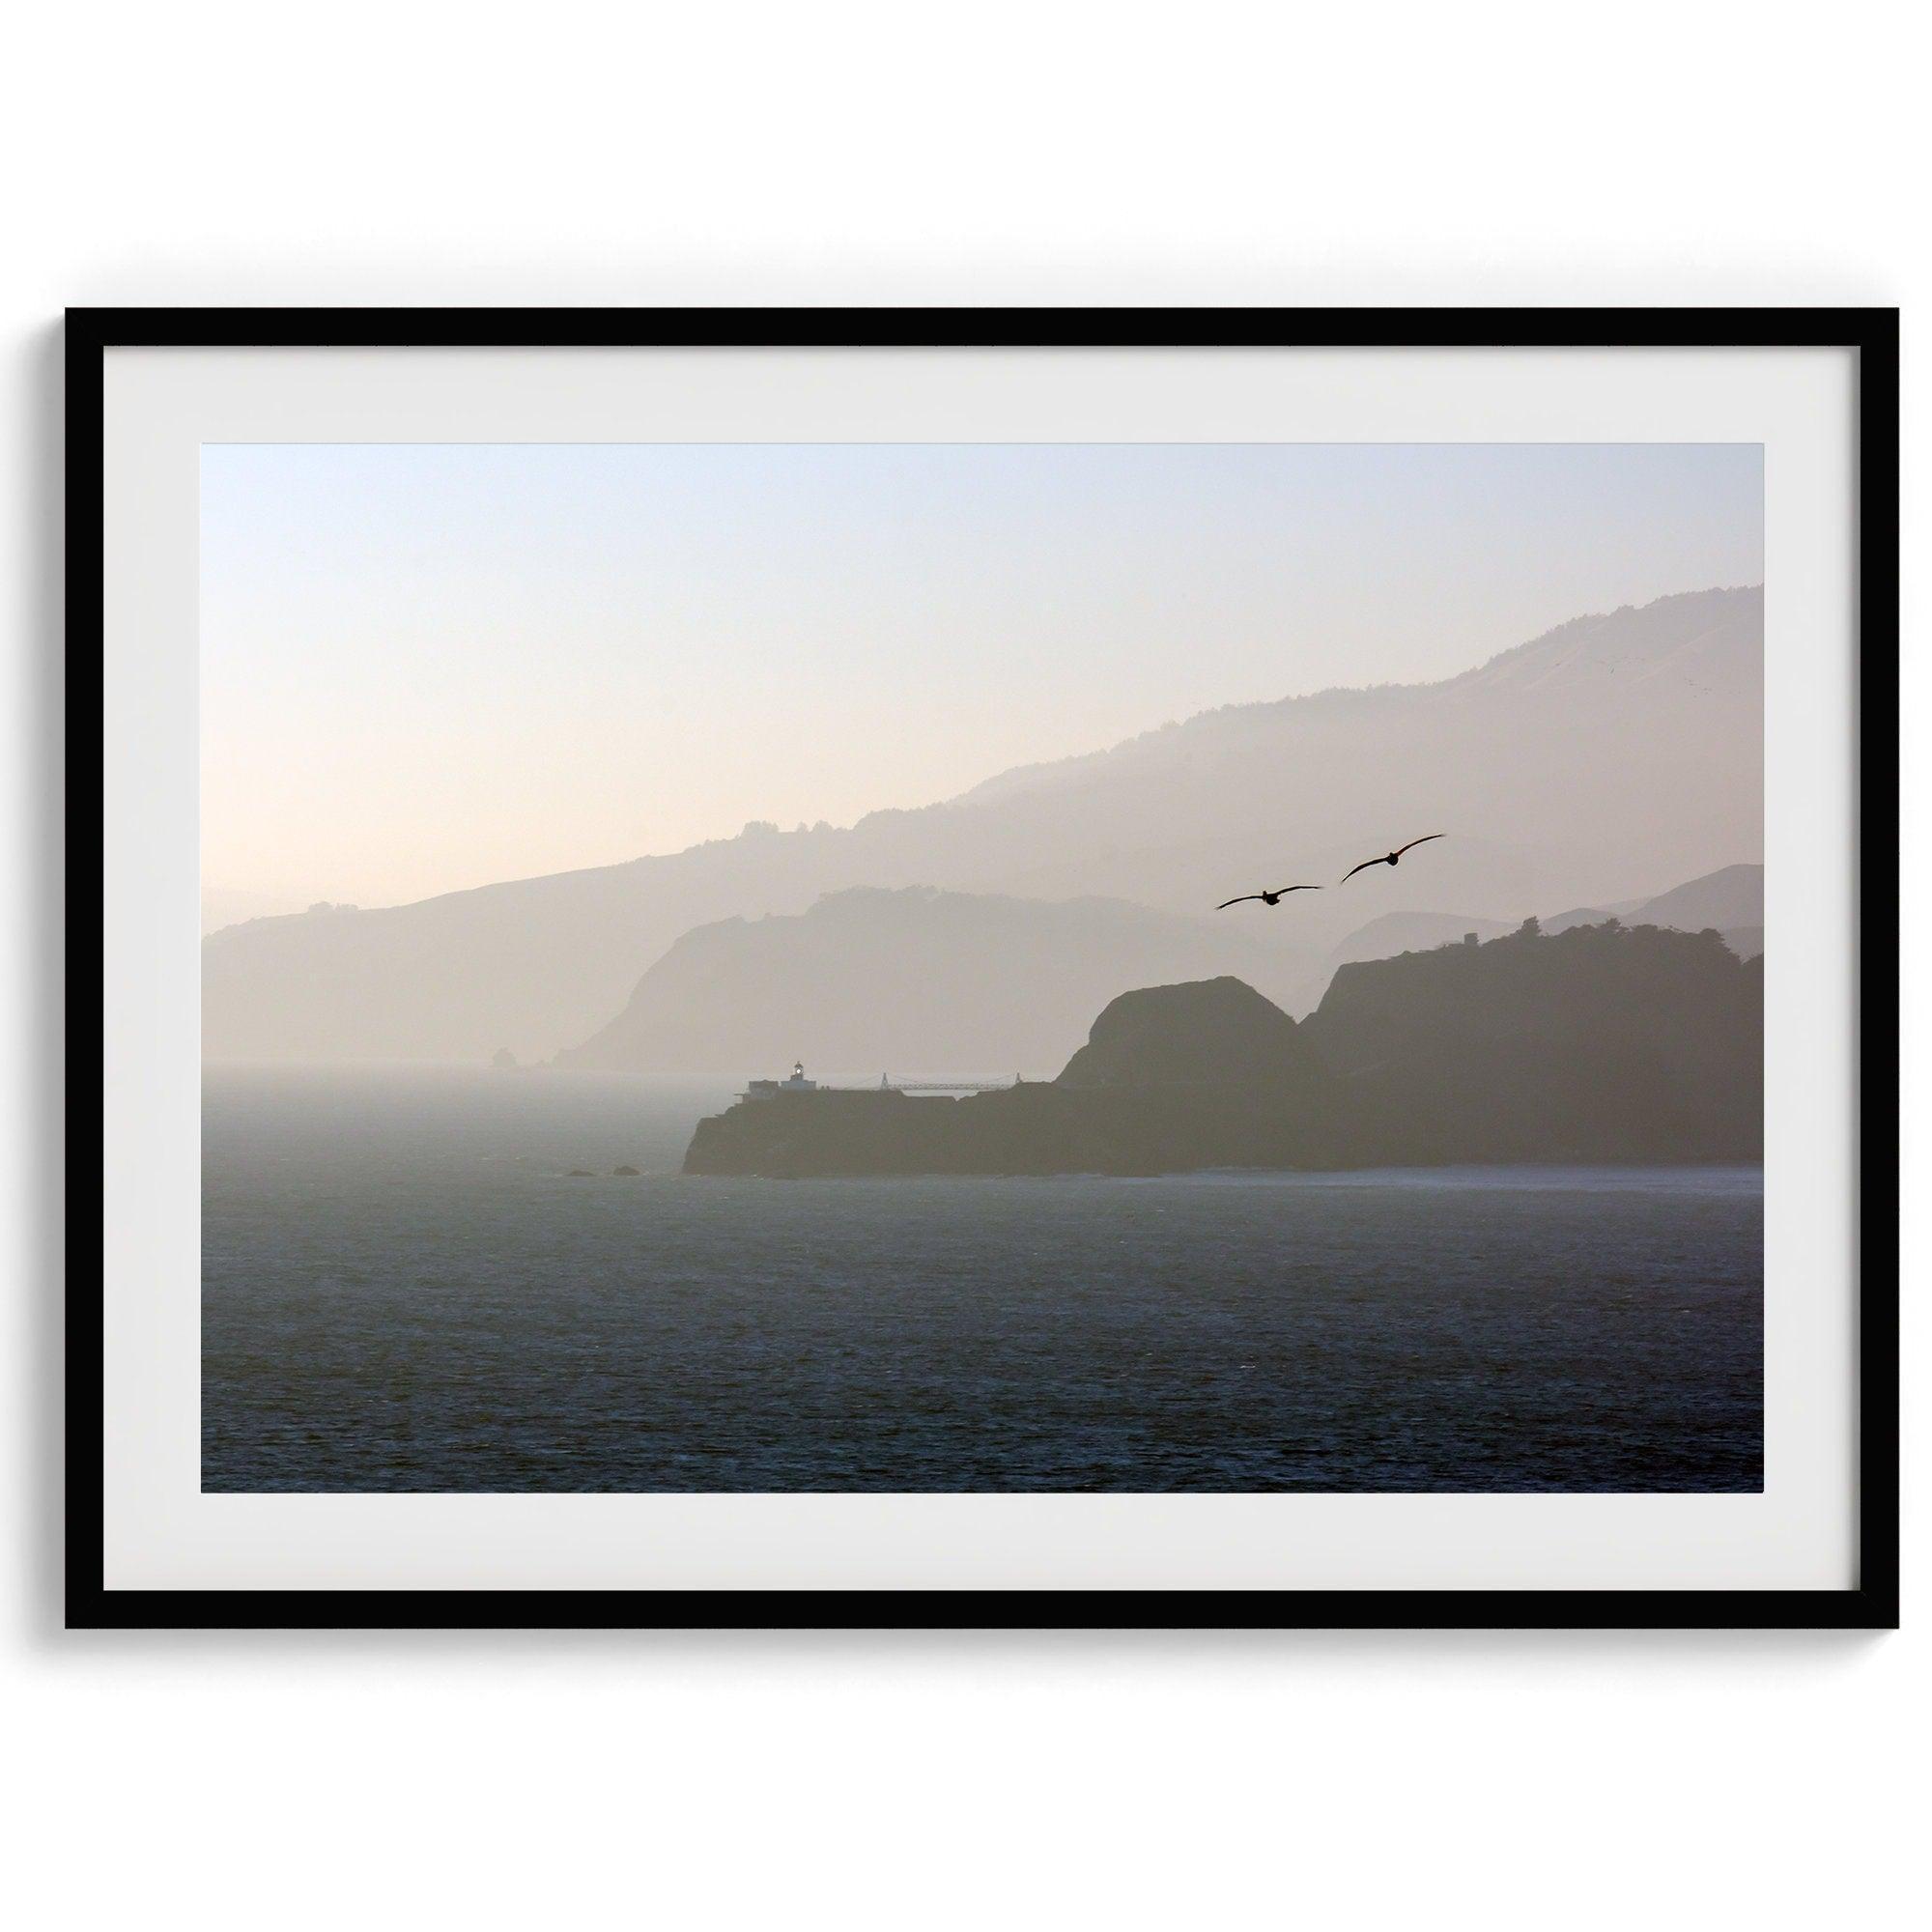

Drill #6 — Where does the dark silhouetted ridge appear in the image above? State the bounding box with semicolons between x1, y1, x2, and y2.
683;922;1761;1177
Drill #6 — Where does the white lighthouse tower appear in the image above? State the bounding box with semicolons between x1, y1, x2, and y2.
743;1059;820;1100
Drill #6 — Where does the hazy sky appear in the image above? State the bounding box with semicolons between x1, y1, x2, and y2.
202;441;1762;913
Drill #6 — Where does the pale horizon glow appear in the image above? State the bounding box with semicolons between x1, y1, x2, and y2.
202;441;1763;918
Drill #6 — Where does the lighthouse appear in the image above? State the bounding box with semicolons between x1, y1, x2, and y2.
742;1059;820;1101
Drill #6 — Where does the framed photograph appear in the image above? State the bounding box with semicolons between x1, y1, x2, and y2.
72;308;1897;1630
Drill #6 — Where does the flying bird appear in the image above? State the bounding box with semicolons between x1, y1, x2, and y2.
1339;835;1445;884
1217;885;1322;910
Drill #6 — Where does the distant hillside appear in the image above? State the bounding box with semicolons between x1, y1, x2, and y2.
206;586;1762;1063
557;888;1307;1077
1628;863;1762;933
1325;911;1515;966
1304;861;1764;1007
684;923;1762;1177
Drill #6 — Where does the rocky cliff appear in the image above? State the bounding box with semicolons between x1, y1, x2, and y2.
682;921;1762;1177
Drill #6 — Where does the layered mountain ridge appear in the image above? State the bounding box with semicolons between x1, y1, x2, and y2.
204;585;1763;1063
561;861;1760;1076
558;886;1309;1077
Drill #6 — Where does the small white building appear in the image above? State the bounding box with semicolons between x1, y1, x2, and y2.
743;1060;819;1100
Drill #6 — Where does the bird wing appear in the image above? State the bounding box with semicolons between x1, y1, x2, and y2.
1217;895;1263;909
1273;884;1321;894
1393;834;1445;859
1338;859;1382;883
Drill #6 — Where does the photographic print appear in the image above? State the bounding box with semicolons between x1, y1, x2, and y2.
199;438;1767;1497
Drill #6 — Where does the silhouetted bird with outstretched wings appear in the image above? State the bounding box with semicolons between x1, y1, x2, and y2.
1339;835;1444;883
1217;885;1322;910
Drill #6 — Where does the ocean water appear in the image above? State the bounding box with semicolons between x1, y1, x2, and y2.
203;1067;1763;1492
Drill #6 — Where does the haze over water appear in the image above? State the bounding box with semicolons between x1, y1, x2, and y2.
203;1069;1762;1492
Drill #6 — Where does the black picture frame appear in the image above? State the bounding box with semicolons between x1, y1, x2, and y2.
68;306;1900;1632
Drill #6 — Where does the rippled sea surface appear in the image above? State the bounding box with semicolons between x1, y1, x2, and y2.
203;1067;1763;1492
